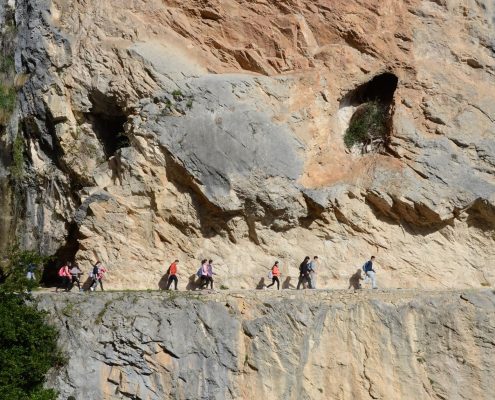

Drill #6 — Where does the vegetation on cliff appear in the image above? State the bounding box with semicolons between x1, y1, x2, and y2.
0;247;63;400
0;4;16;127
344;100;388;148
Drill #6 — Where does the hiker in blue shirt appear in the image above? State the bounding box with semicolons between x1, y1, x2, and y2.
362;256;377;289
308;256;318;289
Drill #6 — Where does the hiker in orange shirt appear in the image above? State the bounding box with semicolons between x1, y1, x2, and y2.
266;261;281;290
166;259;179;290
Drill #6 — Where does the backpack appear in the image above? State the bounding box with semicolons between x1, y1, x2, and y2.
362;261;370;273
58;266;66;277
300;262;309;275
267;271;273;279
91;265;99;279
196;267;202;278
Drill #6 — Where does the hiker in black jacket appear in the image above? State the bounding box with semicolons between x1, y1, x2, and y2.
296;256;312;289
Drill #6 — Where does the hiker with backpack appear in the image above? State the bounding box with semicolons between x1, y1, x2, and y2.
196;259;208;289
266;261;281;290
90;261;107;291
56;262;72;292
297;256;312;289
362;256;377;289
165;259;179;290
69;263;83;291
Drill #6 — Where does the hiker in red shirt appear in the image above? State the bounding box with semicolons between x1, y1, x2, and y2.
266;261;281;290
166;260;179;290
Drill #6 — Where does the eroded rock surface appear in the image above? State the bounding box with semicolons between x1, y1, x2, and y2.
38;289;495;399
0;0;494;288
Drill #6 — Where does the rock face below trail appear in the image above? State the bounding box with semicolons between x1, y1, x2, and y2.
38;290;495;400
1;0;494;289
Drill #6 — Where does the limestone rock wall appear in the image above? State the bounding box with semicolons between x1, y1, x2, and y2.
1;0;494;288
38;290;495;400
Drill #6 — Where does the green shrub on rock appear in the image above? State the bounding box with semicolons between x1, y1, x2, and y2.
0;248;63;400
344;100;388;148
0;83;15;125
0;293;63;400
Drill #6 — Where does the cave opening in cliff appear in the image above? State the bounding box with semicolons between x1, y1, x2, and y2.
85;91;130;158
340;72;398;152
342;73;398;106
41;222;80;287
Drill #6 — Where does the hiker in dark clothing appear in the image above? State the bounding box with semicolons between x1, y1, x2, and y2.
266;261;281;290
90;261;106;291
165;260;179;290
297;256;312;289
199;259;209;289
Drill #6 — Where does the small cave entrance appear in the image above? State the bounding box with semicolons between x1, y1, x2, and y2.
84;91;130;158
40;222;80;287
340;72;398;153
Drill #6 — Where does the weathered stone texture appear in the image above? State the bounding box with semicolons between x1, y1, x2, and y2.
0;0;493;289
38;290;495;399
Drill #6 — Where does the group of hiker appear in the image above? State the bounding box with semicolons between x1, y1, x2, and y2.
54;261;107;292
164;255;378;291
50;255;378;292
166;258;215;290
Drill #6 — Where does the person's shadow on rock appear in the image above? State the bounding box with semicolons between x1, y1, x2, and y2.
349;269;363;290
256;278;265;289
186;274;202;291
81;276;93;291
158;273;169;290
282;276;295;289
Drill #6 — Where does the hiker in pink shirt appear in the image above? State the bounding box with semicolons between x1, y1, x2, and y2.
56;262;72;292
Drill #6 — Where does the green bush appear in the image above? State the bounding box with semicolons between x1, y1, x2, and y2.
0;247;62;400
0;56;14;75
0;245;49;293
0;84;15;123
0;293;63;400
10;134;24;181
344;101;388;148
171;89;183;100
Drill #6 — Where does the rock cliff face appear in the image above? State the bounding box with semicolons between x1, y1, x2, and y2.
38;290;495;399
1;0;494;288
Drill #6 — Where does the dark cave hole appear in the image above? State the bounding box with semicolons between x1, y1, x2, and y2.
340;72;399;151
85;91;130;158
41;222;80;287
341;72;399;106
